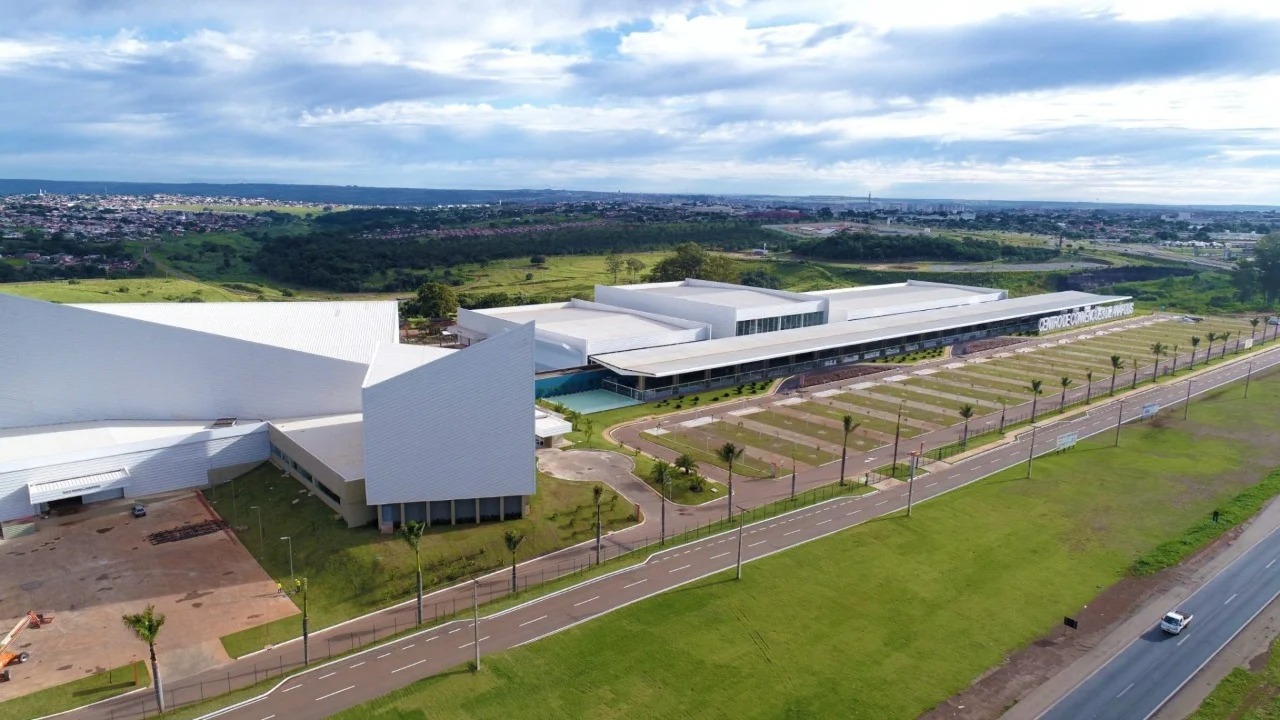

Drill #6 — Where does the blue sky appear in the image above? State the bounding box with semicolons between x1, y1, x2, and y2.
1;0;1278;203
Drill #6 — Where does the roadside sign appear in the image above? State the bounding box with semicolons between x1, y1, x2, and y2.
1056;432;1078;450
1141;403;1160;419
1244;339;1254;350
1064;616;1079;629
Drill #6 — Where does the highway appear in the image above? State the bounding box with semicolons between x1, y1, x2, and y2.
190;345;1280;720
1037;524;1280;720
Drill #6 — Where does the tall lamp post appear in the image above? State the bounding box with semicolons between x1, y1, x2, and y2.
735;505;747;580
890;404;903;473
1245;361;1254;398
471;577;481;672
1114;399;1125;447
1184;378;1193;420
280;536;294;581
249;505;263;557
296;577;309;666
1026;425;1038;479
906;448;921;517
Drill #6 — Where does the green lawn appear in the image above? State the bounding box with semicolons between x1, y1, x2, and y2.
709;419;839;467
872;462;930;481
332;372;1280;720
776;404;884;451
833;389;961;426
641;431;774;479
0;662;147;720
819;398;924;437
0;277;266;303
214;464;636;657
1190;634;1280;720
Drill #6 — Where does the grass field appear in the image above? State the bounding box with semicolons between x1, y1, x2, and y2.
0;662;147;720
213;464;637;657
1190;634;1280;720
0;277;268;303
331;371;1280;720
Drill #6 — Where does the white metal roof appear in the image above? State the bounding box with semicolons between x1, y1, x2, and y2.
479;301;699;341
28;469;130;504
271;414;366;481
362;343;456;387
592;292;1130;377
807;281;1003;317
0;420;224;466
534;409;573;438
74;301;400;364
613;279;816;309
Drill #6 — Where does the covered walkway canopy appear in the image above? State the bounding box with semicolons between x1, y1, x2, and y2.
28;469;129;505
592;291;1131;378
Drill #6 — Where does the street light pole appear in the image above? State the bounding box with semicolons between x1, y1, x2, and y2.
472;578;481;671
906;451;919;517
1114;399;1124;447
660;479;668;547
1026;425;1037;479
735;506;746;580
890;405;903;472
1245;361;1254;398
249;506;263;557
1184;378;1193;420
280;536;294;581
789;451;796;501
299;577;309;667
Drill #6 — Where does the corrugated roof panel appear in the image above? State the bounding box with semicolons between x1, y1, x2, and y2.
28;469;129;504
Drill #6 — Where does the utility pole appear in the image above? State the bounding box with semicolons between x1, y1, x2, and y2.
890;405;903;472
299;577;309;667
1114;399;1124;447
1184;378;1193;420
472;578;480;671
280;536;294;581
249;505;263;557
660;478;667;547
1026;425;1037;478
789;451;796;501
906;449;921;517
1245;361;1254;398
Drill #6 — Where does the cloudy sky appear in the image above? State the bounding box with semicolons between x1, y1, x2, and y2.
2;1;1278;203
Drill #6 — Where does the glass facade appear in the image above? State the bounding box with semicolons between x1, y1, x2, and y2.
736;311;825;336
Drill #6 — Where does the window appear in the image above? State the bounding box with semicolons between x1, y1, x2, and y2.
314;479;340;504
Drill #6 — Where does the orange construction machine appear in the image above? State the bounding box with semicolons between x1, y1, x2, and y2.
0;611;53;681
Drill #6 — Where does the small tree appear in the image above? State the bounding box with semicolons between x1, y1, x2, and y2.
592;485;604;563
409;282;459;320
1190;335;1201;369
674;453;698;476
650;460;674;494
624;257;646;280
1251;317;1261;342
1171;344;1179;374
1221;331;1233;358
1029;379;1044;421
839;416;858;486
503;529;525;594
1109;355;1125;396
958;403;975;449
1059;376;1073;411
122;605;166;711
530;255;546;265
1150;342;1167;381
399;520;426;625
604;252;623;284
1085;370;1094;404
1206;332;1219;361
716;442;745;518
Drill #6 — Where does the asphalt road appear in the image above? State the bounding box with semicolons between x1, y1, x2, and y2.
193;346;1280;720
1037;524;1280;720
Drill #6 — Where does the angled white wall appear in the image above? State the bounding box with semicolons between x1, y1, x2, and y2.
362;323;535;505
0;294;366;429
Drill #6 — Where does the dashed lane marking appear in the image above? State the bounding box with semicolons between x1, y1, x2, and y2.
875;501;888;507
458;636;490;649
1226;593;1238;605
710;552;731;560
282;685;302;693
400;644;414;650
784;529;802;536
376;653;390;659
669;564;691;573
816;519;832;526
1117;683;1134;698
391;659;427;674
846;510;860;516
315;685;355;701
748;541;766;548
318;672;336;680
349;662;365;669
519;615;547;627
623;580;647;589
573;596;600;607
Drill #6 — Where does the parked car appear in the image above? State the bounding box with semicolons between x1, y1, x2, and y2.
131;504;146;518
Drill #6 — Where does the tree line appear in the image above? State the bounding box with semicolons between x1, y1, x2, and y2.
791;231;1061;263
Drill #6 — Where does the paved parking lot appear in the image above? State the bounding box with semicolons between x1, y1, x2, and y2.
0;491;296;701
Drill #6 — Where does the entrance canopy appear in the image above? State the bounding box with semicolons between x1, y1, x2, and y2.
28;469;129;505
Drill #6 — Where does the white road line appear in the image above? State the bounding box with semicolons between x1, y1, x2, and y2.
748;541;766;548
376;653;390;659
669;564;691;573
424;636;437;643
875;501;888;507
710;552;731;560
925;482;937;488
1117;682;1134;698
391;659;427;674
1178;635;1190;646
314;685;355;701
1226;593;1238;605
519;615;547;627
816;519;832;526
1268;558;1277;569
846;510;859;516
259;716;275;720
458;636;490;649
784;529;802;536
401;644;414;650
349;662;365;669
573;596;600;607
448;627;462;634
623;580;647;589
318;672;337;680
282;685;302;693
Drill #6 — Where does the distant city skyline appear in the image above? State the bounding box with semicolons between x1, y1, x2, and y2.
1;1;1278;204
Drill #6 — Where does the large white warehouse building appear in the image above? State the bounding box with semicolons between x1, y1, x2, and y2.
0;294;538;536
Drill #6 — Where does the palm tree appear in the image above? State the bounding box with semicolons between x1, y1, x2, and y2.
1205;332;1218;362
1251;317;1262;342
674;453;697;476
592;485;604;563
1029;379;1044;421
1085;370;1094;404
398;520;426;625
1171;344;1179;374
122;605;166;711
1131;356;1139;389
1220;331;1233;358
958;404;975;448
838;415;858;486
1190;336;1201;369
503;529;525;593
716;442;744;518
1109;355;1125;396
650;460;674;541
1059;376;1073;411
1150;342;1167;381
